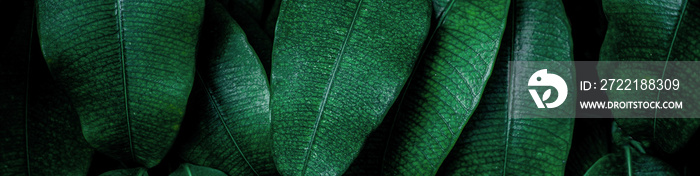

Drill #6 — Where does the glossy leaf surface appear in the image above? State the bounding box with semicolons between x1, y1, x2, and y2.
598;0;700;153
177;2;275;176
438;0;576;175
37;0;204;167
379;0;510;175
271;0;430;175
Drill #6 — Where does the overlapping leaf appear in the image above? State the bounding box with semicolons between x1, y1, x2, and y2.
598;0;700;153
177;1;276;175
438;0;576;175
37;0;204;167
378;0;510;175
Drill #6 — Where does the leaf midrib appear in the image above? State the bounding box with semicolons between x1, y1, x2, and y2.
300;0;364;174
24;4;36;175
196;72;259;175
503;2;516;174
653;0;687;138
116;0;136;163
185;163;193;176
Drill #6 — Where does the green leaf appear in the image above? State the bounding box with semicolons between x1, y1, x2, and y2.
169;163;228;176
598;0;700;153
36;0;204;167
437;0;576;175
378;0;510;175
584;151;679;176
177;1;275;176
271;0;430;175
100;168;149;176
0;2;93;175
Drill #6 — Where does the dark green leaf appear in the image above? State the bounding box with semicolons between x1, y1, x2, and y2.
598;0;700;153
271;0;430;175
378;0;510;175
177;2;275;176
438;0;576;175
37;0;204;167
100;168;149;176
169;163;228;176
0;1;93;175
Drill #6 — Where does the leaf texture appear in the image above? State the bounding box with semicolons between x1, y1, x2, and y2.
37;0;204;167
437;0;576;175
0;2;93;175
271;0;430;175
177;1;276;176
598;0;700;153
378;0;510;175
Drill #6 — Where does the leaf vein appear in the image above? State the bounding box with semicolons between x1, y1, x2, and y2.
196;72;259;175
300;0;364;174
116;0;136;163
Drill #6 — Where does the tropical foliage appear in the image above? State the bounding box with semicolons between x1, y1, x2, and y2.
1;0;699;175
